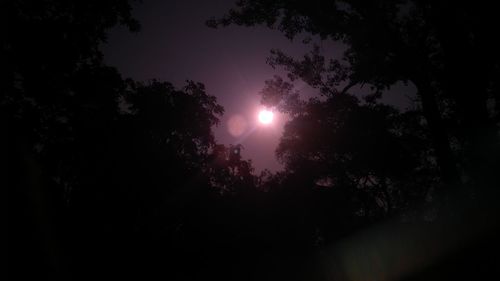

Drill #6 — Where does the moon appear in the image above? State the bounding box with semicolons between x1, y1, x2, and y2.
258;109;274;124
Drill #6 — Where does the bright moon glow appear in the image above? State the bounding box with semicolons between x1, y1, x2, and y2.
258;109;274;124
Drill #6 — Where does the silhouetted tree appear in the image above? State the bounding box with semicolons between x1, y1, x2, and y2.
5;1;140;279
209;1;500;280
208;0;500;201
7;0;499;280
6;2;281;280
257;46;440;218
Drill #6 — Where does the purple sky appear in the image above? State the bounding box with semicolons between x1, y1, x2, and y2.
102;0;414;172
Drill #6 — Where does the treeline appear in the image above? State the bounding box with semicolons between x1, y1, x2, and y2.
6;1;500;280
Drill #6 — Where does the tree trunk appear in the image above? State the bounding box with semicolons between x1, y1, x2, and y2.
412;76;461;192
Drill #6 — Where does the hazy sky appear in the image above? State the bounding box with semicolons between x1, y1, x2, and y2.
102;0;414;172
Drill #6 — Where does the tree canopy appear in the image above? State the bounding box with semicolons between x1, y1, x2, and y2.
7;0;500;280
209;0;500;194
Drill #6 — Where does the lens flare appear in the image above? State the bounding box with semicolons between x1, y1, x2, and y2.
227;114;247;137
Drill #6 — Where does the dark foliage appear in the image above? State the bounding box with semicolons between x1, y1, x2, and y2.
7;0;500;280
210;0;500;189
209;0;500;279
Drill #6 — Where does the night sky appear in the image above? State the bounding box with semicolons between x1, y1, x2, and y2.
10;1;500;280
102;0;414;172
